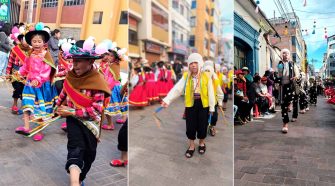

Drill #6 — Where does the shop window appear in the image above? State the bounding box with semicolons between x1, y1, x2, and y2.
93;11;103;24
129;29;138;45
119;11;128;24
24;0;37;9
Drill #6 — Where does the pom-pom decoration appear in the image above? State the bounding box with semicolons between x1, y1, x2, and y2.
35;22;44;31
19;26;25;34
83;37;95;51
95;42;109;55
61;43;72;54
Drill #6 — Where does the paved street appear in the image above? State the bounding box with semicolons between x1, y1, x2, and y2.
235;96;335;186
129;97;234;186
0;82;127;186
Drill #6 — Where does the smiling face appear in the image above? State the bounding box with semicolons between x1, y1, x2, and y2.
72;58;94;76
31;34;45;51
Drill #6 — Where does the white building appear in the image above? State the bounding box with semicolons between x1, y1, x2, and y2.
325;35;335;78
168;0;191;61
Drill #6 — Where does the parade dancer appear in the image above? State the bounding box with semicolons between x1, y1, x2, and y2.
203;60;224;136
143;60;159;103
100;43;128;130
299;71;308;114
55;39;111;186
161;53;215;158
6;34;31;114
129;64;148;107
156;61;169;98
14;23;58;141
277;48;299;133
309;77;317;105
291;68;302;122
165;62;176;92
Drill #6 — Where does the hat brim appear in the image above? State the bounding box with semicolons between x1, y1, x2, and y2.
71;55;101;60
25;30;50;46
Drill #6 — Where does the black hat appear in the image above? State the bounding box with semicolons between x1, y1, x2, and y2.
24;23;50;46
67;40;101;59
17;34;24;41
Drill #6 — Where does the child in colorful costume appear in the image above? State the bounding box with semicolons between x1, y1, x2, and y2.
15;23;58;141
6;34;32;114
55;39;111;185
162;53;215;158
99;42;128;130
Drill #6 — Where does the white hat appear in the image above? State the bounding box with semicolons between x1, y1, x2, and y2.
242;67;249;71
269;68;275;72
204;60;214;68
215;64;220;72
187;53;203;69
203;65;214;74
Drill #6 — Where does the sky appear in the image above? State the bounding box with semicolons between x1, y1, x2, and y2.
221;0;233;39
258;0;335;70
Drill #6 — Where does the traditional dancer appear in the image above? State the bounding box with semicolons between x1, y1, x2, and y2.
143;60;159;103
162;53;215;158
277;48;299;133
14;23;58;141
165;62;176;93
156;61;169;97
55;39;111;186
100;43;128;130
6;34;31;114
309;77;317;105
299;71;308;114
203;61;224;136
129;63;148;107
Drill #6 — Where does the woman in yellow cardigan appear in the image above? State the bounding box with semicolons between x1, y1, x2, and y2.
161;53;215;158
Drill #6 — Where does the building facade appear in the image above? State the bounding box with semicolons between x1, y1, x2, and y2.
189;0;220;60
168;0;191;62
234;0;280;76
325;35;335;78
269;13;306;72
19;0;128;46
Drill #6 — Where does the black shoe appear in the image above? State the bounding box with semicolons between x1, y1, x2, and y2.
185;147;195;158
198;144;206;155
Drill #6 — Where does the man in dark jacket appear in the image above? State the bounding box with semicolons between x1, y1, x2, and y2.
48;29;61;66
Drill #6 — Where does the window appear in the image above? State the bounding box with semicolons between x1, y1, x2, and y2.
93;11;103;24
211;8;214;16
64;0;85;6
152;3;168;31
119;11;128;24
191;0;196;9
210;23;213;32
190;16;196;27
172;0;179;10
24;0;37;9
180;5;184;15
42;0;58;8
204;38;208;49
292;53;296;62
205;21;209;31
291;36;296;46
181;34;183;42
129;29;138;45
172;31;176;40
206;6;210;14
189;35;195;47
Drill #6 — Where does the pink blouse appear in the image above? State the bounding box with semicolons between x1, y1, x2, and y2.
19;51;51;87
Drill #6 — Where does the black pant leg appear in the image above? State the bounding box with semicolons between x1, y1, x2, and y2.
185;104;197;140
118;120;128;152
292;94;299;119
196;99;209;139
211;104;218;126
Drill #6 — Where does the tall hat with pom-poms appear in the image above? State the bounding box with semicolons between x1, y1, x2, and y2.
61;36;101;59
24;22;51;46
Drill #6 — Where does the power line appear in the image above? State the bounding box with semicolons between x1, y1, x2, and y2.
294;9;335;14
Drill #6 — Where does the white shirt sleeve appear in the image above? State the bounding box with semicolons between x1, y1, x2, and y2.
162;76;186;105
130;74;139;89
206;72;216;112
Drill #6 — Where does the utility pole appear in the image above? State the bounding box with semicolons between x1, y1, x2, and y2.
27;0;34;23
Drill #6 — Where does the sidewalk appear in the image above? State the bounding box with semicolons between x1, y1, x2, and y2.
235;96;335;186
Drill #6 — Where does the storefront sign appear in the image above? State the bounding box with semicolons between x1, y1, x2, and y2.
145;41;163;54
0;0;10;22
173;40;187;55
